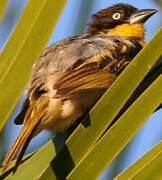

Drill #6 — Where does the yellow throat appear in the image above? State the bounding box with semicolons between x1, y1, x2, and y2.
100;23;146;46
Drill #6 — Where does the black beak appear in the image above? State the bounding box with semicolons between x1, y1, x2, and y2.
128;9;158;24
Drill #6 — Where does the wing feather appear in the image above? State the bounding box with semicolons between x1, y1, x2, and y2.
53;35;142;97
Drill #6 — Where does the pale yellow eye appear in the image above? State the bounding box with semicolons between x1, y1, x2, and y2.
112;12;121;20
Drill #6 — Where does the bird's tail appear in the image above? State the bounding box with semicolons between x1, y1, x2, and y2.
2;95;49;173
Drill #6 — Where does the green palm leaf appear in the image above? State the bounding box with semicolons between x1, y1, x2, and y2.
0;0;8;21
67;75;162;179
0;0;67;131
114;141;162;180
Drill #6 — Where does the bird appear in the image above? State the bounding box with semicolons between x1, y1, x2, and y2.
2;3;157;173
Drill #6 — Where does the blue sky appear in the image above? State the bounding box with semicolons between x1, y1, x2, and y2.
0;0;161;179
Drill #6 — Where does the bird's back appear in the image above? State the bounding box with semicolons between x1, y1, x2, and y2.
27;34;142;100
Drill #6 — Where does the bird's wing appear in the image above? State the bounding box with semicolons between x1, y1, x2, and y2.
15;34;141;125
27;34;141;99
53;35;142;97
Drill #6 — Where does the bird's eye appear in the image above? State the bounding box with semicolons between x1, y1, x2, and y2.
112;12;121;20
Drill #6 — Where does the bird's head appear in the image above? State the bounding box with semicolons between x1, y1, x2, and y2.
88;3;157;40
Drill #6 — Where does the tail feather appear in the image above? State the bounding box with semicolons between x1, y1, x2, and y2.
2;95;49;172
2;116;42;172
13;120;41;174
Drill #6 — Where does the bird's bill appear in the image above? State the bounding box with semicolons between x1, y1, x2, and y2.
128;9;158;24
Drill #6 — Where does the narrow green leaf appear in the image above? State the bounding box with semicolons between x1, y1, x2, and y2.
0;153;32;179
114;141;162;180
0;0;8;21
131;152;162;180
0;0;67;131
114;59;162;120
41;28;162;179
67;75;162;179
38;166;57;180
0;140;56;180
